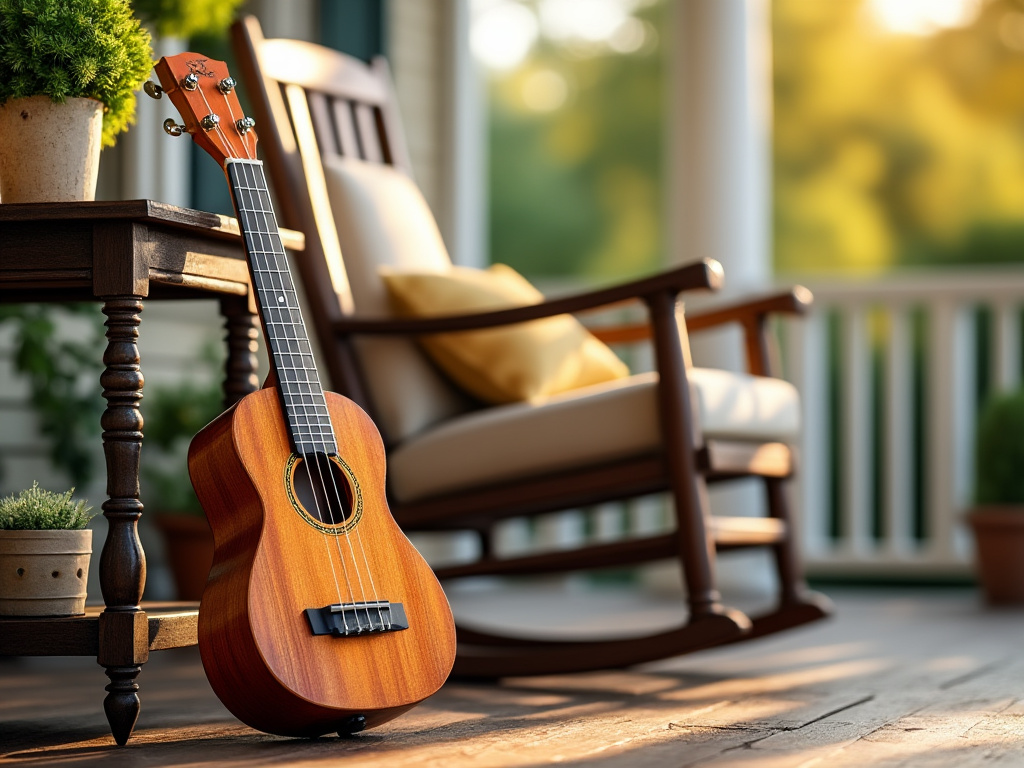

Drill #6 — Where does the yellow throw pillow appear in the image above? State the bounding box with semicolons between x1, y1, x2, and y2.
381;264;629;404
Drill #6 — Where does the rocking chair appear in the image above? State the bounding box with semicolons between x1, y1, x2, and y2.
231;15;831;677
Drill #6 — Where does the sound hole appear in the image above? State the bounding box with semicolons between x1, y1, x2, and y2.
292;453;354;526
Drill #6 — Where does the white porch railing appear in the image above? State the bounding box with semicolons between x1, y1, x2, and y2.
787;268;1024;577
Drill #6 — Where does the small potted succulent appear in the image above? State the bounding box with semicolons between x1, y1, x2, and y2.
144;380;223;600
0;483;94;616
0;0;153;202
967;388;1024;604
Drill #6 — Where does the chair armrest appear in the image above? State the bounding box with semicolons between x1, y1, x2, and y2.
684;286;811;331
684;286;813;332
685;286;813;377
332;258;723;336
589;287;812;345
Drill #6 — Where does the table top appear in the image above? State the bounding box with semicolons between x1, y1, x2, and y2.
0;199;304;304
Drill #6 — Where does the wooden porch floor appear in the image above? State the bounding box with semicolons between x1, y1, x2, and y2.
3;586;1024;767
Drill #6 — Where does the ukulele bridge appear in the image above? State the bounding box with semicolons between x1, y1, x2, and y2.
305;601;409;637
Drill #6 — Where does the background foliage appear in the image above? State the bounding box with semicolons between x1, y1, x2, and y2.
774;0;1024;274
131;0;245;39
485;0;666;281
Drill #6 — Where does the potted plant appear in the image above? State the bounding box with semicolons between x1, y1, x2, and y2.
968;388;1024;604
0;0;153;203
143;379;223;601
0;483;93;616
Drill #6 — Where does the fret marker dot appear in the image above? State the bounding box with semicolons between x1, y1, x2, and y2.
278;296;285;302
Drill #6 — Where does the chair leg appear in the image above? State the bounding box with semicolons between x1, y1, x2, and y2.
735;477;832;640
646;290;723;619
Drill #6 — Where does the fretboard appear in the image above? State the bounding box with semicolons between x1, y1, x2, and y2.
225;159;337;457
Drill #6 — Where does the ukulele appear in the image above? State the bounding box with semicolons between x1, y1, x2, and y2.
151;53;456;737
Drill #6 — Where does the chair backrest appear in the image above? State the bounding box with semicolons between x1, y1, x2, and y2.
232;16;475;446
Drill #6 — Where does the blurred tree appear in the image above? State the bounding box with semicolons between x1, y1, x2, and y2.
485;0;667;280
774;0;1024;274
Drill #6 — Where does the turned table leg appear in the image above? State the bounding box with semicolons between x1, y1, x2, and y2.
220;295;260;408
97;297;149;746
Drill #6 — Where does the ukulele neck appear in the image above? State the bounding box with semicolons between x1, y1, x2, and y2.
225;158;336;457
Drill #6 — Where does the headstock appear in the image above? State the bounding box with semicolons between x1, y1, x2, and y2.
150;53;257;166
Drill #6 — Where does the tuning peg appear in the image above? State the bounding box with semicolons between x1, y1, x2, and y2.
181;73;199;91
235;116;256;135
143;81;163;100
218;77;237;94
163;118;186;136
200;114;221;131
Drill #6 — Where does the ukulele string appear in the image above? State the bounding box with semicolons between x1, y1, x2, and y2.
241;159;382;621
236;157;355;616
241;161;373;614
221;90;257;161
198;85;238;166
246;155;388;631
297;346;381;625
315;445;390;630
226;100;383;627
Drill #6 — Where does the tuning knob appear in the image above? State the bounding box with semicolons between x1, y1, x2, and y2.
181;73;199;91
163;118;185;136
218;77;237;94
200;114;221;131
143;81;163;100
235;116;256;135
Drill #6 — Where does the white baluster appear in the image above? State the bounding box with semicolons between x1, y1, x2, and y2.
786;310;831;560
883;305;914;557
592;503;625;543
926;302;974;563
993;301;1021;393
841;304;872;557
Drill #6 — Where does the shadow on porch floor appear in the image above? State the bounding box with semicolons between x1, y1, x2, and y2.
3;586;1023;767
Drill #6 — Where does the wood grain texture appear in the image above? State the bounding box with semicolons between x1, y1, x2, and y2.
189;388;456;736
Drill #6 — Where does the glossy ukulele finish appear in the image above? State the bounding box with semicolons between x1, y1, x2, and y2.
153;53;455;737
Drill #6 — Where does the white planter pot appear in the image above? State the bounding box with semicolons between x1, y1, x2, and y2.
0;529;92;616
0;95;104;203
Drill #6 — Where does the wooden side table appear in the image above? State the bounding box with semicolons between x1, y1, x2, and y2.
0;200;303;745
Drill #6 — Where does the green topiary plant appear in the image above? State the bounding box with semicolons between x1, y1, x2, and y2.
0;482;93;530
131;0;245;39
975;388;1024;505
0;0;154;146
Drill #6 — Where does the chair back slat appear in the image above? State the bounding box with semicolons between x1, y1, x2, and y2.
354;103;385;163
281;83;354;313
332;99;361;158
307;91;340;156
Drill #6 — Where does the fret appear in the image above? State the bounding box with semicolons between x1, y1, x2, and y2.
227;158;337;456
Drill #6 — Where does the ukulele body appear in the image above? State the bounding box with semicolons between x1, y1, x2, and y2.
189;386;456;736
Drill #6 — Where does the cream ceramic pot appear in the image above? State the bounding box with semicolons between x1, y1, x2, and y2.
0;95;103;203
0;529;92;616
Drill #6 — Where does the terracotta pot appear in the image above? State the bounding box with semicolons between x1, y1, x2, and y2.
0;95;104;203
154;514;214;601
0;529;92;616
968;506;1024;604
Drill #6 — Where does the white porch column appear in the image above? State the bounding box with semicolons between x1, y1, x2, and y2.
440;0;487;268
658;0;775;598
667;0;772;293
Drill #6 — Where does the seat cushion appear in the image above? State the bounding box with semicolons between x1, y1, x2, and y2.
381;263;629;404
389;368;801;502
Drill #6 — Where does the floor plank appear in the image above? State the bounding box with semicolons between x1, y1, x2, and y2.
2;587;1024;767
